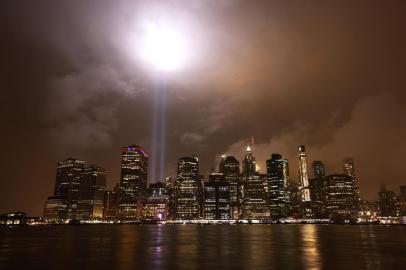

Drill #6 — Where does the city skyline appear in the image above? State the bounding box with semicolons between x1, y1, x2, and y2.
2;137;405;217
2;1;406;217
37;143;405;224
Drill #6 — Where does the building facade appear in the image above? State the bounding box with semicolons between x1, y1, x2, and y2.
325;174;358;220
44;158;108;221
343;158;361;209
266;154;291;219
222;156;241;219
203;173;230;220
298;145;312;218
242;174;270;220
77;165;107;220
309;161;327;218
242;146;256;179
118;145;148;221
175;156;201;220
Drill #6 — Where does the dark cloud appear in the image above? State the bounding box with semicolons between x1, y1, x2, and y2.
1;0;406;215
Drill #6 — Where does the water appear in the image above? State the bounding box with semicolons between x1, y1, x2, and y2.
0;225;405;270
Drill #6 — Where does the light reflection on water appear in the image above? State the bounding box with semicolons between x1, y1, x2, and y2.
300;225;321;270
0;225;405;270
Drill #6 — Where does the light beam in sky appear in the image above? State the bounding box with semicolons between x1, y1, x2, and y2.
141;23;188;71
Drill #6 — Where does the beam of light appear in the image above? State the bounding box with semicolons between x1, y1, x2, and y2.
142;21;188;182
158;75;167;182
149;78;161;183
141;23;188;71
150;73;167;183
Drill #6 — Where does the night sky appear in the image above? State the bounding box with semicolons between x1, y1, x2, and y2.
1;0;406;216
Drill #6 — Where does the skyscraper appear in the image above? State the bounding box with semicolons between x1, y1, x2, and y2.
175;156;200;220
103;184;120;221
343;158;361;209
203;172;230;220
312;161;326;179
266;154;291;219
378;186;400;217
298;145;312;217
309;161;326;218
44;158;107;221
242;174;270;220
222;156;241;219
119;145;148;220
77;165;107;220
325;174;359;220
219;155;226;174
44;158;85;220
242;145;256;179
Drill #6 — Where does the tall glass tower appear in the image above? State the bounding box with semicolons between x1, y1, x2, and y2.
119;145;148;220
343;158;360;209
266;154;291;219
222;156;241;219
175;156;200;220
298;145;312;217
242;145;256;179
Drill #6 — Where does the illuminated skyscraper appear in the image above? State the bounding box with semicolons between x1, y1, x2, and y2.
44;158;107;221
242;174;270;220
298;145;312;217
222;156;241;219
242;145;256;179
142;182;170;222
77;165;107;220
325;174;359;220
118;145;148;220
266;154;291;219
203;173;230;220
343;158;360;208
175;156;200;220
44;158;85;220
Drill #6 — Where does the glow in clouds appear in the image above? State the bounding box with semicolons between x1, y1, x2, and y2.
141;23;188;71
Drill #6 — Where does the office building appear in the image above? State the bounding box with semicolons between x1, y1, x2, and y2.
118;145;148;220
298;145;312;217
266;154;291;219
222;156;241;219
325;174;358;220
242;174;270;220
175;156;201;220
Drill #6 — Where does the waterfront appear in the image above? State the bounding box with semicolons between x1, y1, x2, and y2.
0;225;405;270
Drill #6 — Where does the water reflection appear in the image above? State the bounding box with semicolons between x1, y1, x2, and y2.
360;226;381;269
300;225;321;270
243;225;272;269
0;225;405;270
118;225;138;269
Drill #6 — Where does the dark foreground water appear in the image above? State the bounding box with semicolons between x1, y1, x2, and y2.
0;225;405;270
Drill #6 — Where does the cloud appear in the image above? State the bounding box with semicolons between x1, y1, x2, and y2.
180;132;206;146
44;65;144;149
